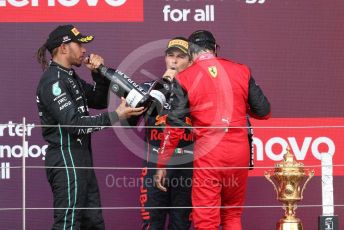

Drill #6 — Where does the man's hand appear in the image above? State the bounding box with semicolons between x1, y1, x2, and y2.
84;54;104;71
154;169;167;192
116;97;145;120
162;68;177;82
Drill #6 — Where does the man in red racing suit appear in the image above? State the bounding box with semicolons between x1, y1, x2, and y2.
154;30;271;230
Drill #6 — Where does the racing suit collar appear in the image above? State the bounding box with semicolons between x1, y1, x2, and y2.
194;53;216;63
49;60;74;76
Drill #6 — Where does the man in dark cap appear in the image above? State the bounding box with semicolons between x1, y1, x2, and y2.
155;30;271;229
124;37;193;230
36;25;144;229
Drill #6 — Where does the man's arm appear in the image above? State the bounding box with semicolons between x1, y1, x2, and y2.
40;79;143;136
80;72;110;109
81;53;110;109
157;80;190;167
247;76;271;119
155;80;190;192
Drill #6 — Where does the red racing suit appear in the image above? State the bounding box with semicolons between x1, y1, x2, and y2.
157;53;271;230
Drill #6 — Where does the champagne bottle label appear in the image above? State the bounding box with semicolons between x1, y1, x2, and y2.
149;90;166;107
126;89;144;108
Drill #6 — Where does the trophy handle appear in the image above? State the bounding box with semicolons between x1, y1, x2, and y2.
301;169;315;198
264;171;278;199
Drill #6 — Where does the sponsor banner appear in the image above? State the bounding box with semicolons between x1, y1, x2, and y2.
0;0;143;22
249;118;344;176
0;121;48;181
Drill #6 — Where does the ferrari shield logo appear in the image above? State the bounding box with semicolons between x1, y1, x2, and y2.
208;66;218;78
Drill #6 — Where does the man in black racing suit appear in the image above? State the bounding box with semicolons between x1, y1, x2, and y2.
124;37;194;230
36;25;144;230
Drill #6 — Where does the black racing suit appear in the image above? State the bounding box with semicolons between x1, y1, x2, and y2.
36;61;118;230
123;80;194;230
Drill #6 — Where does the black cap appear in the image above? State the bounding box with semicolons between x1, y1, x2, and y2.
45;25;94;52
165;37;189;55
188;30;216;48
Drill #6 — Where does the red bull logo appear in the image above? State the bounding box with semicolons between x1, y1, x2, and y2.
139;167;150;220
150;129;194;142
155;115;192;126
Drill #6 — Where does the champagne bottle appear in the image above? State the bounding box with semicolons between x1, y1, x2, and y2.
98;64;166;114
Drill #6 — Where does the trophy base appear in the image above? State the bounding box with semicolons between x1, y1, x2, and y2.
277;218;303;230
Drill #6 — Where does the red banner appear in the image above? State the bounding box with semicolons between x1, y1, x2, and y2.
249;118;344;176
0;0;143;22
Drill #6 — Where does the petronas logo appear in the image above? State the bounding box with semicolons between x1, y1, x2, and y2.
52;82;62;96
208;66;218;78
